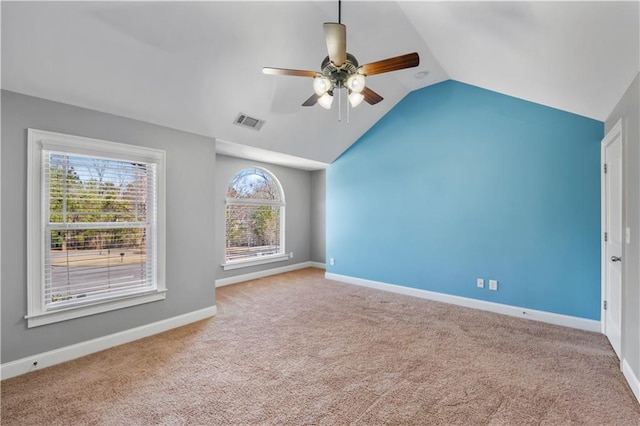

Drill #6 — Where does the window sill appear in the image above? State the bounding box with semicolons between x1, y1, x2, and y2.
222;253;291;271
25;289;167;328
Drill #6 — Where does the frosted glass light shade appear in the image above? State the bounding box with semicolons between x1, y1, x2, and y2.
313;77;332;96
348;91;364;107
318;92;333;109
346;74;366;93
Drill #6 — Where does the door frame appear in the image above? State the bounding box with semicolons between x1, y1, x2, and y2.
601;118;624;340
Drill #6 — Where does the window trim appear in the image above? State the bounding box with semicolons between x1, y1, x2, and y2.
221;253;291;271
222;167;287;270
27;129;166;328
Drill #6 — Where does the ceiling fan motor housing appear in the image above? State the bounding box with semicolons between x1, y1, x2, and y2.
321;53;360;89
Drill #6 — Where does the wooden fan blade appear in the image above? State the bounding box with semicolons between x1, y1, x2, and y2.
359;52;420;76
302;93;320;107
323;23;346;67
263;67;318;78
362;87;383;105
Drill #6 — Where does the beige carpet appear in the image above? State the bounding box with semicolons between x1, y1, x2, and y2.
2;268;639;425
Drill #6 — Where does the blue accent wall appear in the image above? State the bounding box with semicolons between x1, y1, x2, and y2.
326;80;603;320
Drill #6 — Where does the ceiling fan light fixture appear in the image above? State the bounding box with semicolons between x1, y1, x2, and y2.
348;91;364;108
318;92;334;109
313;77;332;96
346;74;365;93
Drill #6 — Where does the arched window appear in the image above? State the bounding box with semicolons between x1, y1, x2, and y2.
225;167;285;266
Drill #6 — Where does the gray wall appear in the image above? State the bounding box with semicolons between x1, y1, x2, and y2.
215;154;313;280
1;91;217;363
606;72;640;382
310;169;326;264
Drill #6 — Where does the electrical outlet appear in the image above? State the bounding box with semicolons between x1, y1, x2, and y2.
477;278;484;288
489;280;498;291
329;258;335;266
289;252;294;259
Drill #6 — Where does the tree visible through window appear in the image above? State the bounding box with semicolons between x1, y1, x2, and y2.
46;154;151;305
225;168;285;262
27;129;166;327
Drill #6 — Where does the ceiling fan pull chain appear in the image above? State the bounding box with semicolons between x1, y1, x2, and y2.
339;88;343;122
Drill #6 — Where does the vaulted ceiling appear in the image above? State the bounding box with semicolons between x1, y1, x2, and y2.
2;1;639;169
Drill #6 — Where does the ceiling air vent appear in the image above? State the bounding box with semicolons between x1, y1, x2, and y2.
234;113;265;131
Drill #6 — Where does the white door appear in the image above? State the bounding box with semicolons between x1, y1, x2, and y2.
602;120;623;358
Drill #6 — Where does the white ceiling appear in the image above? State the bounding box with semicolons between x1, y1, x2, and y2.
2;1;638;169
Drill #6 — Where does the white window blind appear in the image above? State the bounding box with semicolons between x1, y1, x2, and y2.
226;202;282;261
27;129;166;327
43;151;157;310
224;168;285;265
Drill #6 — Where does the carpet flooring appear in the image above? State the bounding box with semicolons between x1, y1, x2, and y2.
2;268;640;425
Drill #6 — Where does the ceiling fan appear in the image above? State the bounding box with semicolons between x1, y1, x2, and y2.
262;1;420;110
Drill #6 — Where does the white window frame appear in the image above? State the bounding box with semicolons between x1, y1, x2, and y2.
27;129;166;328
222;167;287;270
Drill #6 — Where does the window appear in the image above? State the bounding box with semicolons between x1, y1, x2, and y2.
27;129;166;327
223;167;287;270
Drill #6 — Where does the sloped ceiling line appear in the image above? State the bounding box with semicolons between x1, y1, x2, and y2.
2;1;638;167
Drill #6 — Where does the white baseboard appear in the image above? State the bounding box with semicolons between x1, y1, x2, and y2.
0;305;217;380
216;261;323;287
325;273;600;333
622;358;640;404
310;261;326;269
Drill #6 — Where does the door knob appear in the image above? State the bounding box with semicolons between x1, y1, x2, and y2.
611;256;622;262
